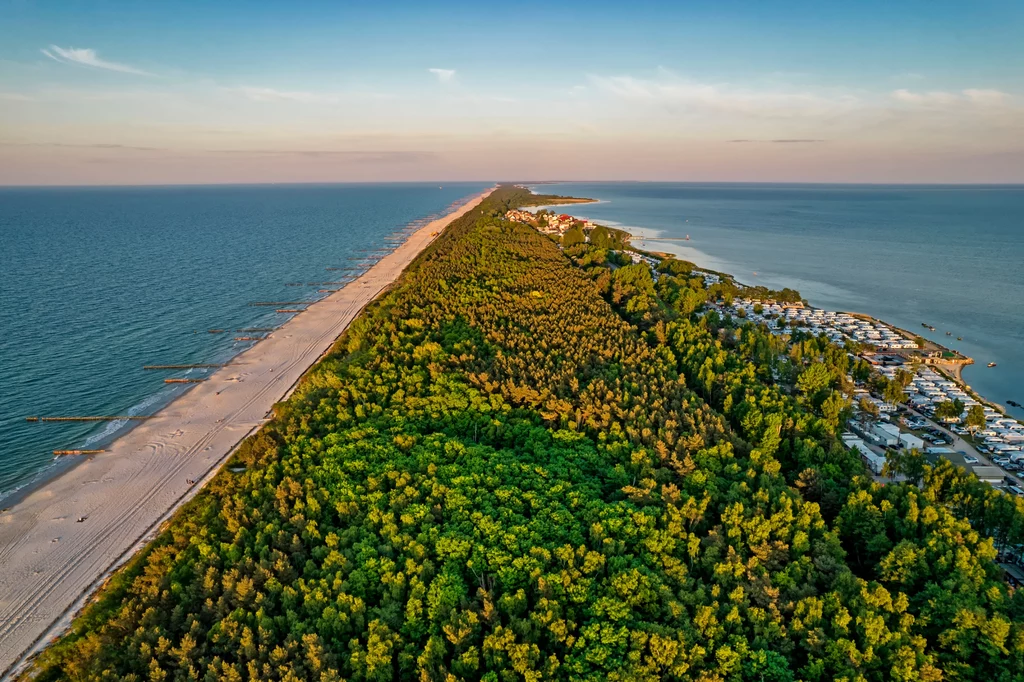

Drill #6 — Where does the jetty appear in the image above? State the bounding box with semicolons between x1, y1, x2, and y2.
276;308;305;313
53;450;106;456
143;364;224;370
163;378;206;384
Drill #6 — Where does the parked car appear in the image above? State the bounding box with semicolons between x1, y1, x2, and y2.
963;455;979;464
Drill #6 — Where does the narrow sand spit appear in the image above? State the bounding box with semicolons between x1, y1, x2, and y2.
0;188;493;678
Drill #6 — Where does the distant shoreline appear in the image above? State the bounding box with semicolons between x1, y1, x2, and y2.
525;186;1018;428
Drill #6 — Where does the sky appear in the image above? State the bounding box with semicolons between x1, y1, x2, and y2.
1;0;1023;185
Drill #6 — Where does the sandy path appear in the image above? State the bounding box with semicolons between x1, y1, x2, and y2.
0;188;493;678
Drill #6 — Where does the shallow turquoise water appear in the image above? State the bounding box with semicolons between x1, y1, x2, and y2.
0;183;489;498
537;182;1024;421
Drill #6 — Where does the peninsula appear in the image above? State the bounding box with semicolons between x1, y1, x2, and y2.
11;185;1024;681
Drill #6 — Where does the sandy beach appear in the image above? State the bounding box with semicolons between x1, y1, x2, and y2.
0;187;493;678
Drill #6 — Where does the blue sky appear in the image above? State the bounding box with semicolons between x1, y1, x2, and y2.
1;0;1022;183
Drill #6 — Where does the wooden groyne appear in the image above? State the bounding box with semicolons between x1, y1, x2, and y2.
164;378;207;384
28;416;153;422
208;329;227;334
234;336;265;341
143;364;224;370
276;309;305;314
54;450;106;456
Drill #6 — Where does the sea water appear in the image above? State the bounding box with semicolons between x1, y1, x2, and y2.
0;183;489;499
536;182;1024;419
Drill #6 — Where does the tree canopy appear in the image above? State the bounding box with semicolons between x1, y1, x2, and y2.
28;185;1024;682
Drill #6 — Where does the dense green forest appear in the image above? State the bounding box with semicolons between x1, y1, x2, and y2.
30;186;1024;681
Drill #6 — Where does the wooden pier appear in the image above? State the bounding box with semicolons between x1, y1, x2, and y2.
54;449;106;456
164;378;207;384
143;364;224;370
276;308;304;313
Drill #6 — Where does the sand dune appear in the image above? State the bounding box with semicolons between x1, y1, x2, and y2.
0;188;493;678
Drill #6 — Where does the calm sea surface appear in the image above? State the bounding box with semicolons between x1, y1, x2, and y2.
537;182;1024;420
0;183;489;499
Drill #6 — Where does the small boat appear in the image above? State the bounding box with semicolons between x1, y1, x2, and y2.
929;326;936;331
957;336;962;341
946;331;952;336
685;234;690;241
988;362;997;368
921;322;929;328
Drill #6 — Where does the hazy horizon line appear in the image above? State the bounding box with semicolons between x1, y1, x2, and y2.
3;179;1024;189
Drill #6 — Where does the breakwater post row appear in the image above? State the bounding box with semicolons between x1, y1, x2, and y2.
28;237;394;456
26;416;154;423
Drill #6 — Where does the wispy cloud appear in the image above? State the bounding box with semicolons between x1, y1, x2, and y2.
731;138;824;143
588;73;859;118
0;92;34;102
0;142;162;151
208;149;435;163
892;88;1012;107
231;86;339;103
41;45;152;76
428;68;456;84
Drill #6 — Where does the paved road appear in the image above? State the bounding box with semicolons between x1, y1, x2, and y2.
907;408;1023;488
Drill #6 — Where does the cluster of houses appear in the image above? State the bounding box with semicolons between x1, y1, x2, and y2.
504;209;535;224
879;365;978;414
729;299;919;350
975;410;1024;459
506;209;594;238
626;251;661;270
723;297;1024;486
843;426;923;475
863;363;1024;477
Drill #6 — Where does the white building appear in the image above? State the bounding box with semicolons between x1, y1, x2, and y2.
899;432;925;451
